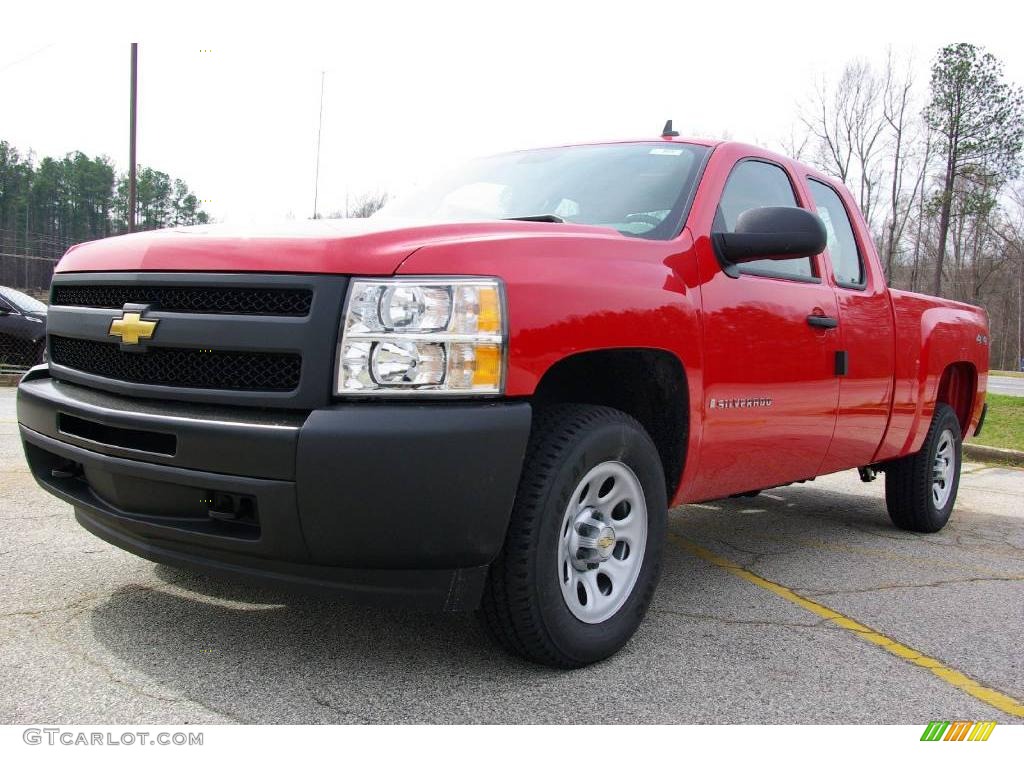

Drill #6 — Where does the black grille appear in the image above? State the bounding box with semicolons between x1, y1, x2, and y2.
50;336;301;391
51;285;312;316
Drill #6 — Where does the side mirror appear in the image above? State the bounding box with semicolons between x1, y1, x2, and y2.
713;206;827;267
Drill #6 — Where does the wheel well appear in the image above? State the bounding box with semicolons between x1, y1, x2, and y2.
530;349;688;499
936;362;976;435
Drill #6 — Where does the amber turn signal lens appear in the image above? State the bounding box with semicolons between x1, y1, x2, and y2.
476;287;501;335
471;344;502;389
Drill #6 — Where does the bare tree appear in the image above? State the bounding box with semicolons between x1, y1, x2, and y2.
801;61;888;231
780;125;812;163
908;123;942;295
989;183;1024;370
784;45;1022;365
348;192;389;218
803;74;853;182
325;192;389;219
880;51;922;281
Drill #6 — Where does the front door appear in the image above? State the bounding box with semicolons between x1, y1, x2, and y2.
690;156;840;500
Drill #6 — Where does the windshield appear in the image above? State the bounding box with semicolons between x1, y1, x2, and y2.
377;142;709;240
0;286;47;313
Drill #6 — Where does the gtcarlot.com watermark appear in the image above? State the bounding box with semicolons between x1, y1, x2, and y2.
23;728;203;746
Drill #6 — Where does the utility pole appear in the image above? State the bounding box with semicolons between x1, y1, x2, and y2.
128;43;138;232
313;71;325;219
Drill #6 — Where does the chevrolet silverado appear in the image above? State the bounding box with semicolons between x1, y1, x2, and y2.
17;131;989;667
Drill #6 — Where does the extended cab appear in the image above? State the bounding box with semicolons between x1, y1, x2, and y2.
17;135;989;668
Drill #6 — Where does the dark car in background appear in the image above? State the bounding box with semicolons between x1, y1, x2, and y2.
0;286;47;369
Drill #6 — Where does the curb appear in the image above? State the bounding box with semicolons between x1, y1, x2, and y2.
0;373;23;387
964;442;1024;467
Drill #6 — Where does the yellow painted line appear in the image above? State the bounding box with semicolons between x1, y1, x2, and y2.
724;530;1023;580
670;534;1024;719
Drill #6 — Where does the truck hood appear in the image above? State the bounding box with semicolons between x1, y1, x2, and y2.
55;217;618;275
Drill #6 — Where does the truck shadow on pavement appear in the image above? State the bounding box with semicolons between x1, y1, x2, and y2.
88;564;574;723
84;481;1024;723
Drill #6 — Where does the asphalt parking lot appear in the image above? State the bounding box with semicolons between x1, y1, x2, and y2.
1;386;1022;724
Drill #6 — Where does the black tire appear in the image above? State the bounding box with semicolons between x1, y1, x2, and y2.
479;404;667;668
885;403;962;533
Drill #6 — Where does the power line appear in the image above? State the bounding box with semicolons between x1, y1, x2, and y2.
0;252;61;262
0;42;56;76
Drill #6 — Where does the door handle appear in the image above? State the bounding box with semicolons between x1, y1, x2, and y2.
806;314;839;329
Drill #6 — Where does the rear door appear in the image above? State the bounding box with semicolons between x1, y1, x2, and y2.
691;155;841;500
806;176;896;474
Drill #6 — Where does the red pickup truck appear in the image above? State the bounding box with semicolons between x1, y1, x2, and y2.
18;132;989;668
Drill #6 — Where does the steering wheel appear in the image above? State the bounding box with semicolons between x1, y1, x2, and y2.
623;213;663;227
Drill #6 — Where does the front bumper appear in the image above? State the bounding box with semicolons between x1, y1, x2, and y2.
17;368;531;611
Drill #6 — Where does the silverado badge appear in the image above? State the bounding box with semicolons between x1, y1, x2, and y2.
109;310;158;345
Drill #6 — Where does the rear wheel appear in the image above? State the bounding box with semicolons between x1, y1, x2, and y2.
885;403;962;533
479;404;666;668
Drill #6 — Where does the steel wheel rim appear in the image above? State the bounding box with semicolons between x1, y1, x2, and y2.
557;460;647;624
932;428;956;509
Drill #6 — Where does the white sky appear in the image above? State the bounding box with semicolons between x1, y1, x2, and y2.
2;0;1022;223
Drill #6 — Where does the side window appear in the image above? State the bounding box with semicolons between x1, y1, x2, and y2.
808;179;865;287
715;160;814;280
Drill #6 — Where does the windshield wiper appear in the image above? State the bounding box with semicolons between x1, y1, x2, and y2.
503;214;565;223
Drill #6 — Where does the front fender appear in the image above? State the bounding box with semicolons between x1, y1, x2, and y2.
397;231;705;497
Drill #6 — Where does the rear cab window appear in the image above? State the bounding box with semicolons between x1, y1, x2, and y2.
714;159;817;281
806;178;865;288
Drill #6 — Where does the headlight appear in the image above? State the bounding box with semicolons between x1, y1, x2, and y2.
336;278;505;395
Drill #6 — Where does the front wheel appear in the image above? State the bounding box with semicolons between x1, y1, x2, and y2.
479;404;666;668
885;403;962;533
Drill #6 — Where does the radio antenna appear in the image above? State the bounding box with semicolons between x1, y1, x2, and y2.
313;71;325;219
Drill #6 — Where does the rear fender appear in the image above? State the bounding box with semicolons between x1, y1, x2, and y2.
878;303;988;461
